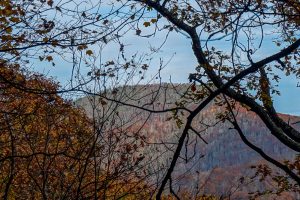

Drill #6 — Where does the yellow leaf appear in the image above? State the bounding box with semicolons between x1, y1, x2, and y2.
143;22;151;27
150;18;157;23
43;37;49;43
86;50;93;56
6;27;12;33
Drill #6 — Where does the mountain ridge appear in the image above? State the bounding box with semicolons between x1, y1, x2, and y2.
75;83;300;199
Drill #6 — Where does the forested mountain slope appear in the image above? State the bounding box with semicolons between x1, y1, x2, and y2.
76;83;300;199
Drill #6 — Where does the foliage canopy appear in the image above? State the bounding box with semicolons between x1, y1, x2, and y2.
0;0;300;199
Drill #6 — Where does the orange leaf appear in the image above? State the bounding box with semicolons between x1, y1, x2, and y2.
46;56;53;62
143;22;151;27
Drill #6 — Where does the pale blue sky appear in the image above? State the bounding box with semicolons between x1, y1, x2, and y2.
32;19;300;116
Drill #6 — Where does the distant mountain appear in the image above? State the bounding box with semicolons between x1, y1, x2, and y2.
75;83;300;199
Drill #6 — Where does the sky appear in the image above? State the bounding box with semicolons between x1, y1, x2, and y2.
32;30;300;116
30;1;300;116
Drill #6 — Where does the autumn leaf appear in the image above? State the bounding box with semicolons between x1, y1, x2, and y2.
86;50;93;56
43;37;49;43
47;0;54;7
51;40;58;47
5;27;12;33
9;17;20;23
77;45;88;50
143;22;151;27
46;55;53;62
99;98;107;105
150;18;157;23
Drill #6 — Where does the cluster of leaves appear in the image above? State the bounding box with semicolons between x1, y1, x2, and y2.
0;60;89;198
249;155;300;199
0;60;153;199
0;0;300;198
0;0;25;55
